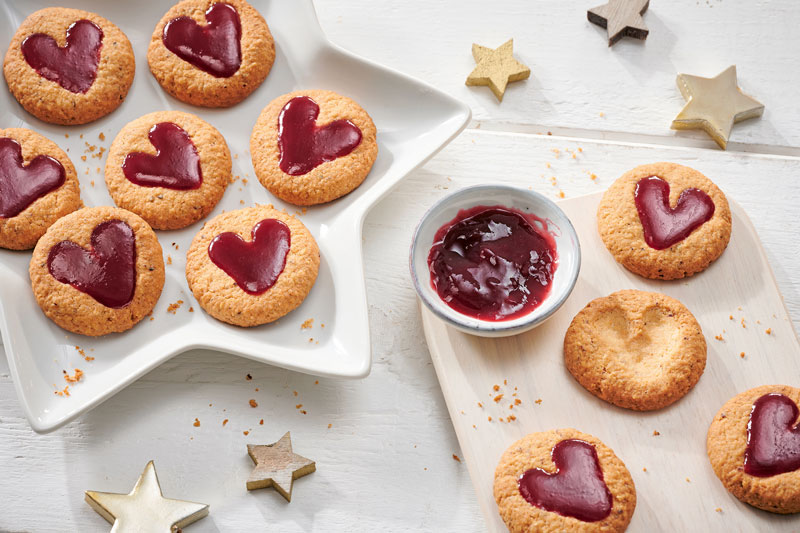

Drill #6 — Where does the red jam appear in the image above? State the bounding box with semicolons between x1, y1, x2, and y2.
122;123;202;190
427;205;557;321
634;176;715;250
21;19;103;94
278;96;363;176
0;138;65;218
47;220;136;309
518;439;613;522
208;219;291;295
744;393;800;477
162;3;242;78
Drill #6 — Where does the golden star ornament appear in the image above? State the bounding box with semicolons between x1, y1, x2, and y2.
85;461;208;533
588;0;649;46
671;65;764;150
246;432;316;501
465;39;530;101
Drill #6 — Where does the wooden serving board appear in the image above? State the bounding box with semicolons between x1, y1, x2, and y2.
421;191;800;532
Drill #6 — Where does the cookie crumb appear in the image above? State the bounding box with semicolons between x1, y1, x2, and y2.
193;418;200;427
488;416;493;422
642;467;647;472
653;430;660;436
246;374;252;380
167;300;184;314
301;318;314;329
249;399;258;408
714;334;724;341
452;454;461;462
243;430;249;436
535;399;542;405
715;507;722;513
493;394;504;403
766;328;772;335
493;384;500;391
740;352;745;359
222;419;228;426
63;368;84;383
260;419;264;425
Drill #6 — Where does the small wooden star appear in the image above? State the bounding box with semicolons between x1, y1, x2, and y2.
85;461;208;533
465;39;530;102
671;65;764;149
588;0;649;46
246;432;316;501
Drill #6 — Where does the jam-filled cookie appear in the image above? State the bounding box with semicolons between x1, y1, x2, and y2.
147;0;274;107
707;385;800;514
3;8;135;125
0;128;82;250
494;429;636;532
105;111;231;230
564;290;706;411
597;162;731;280
29;206;165;336
250;90;378;206
186;206;319;327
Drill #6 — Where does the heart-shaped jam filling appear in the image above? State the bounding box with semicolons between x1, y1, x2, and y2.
21;19;103;94
47;220;136;309
427;206;557;321
0;138;65;218
634;176;715;250
744;393;800;477
122;123;202;190
162;2;242;78
278;96;363;176
208;219;291;295
518;439;613;522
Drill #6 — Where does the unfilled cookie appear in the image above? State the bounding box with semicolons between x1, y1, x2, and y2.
148;0;274;107
3;8;135;125
494;428;636;532
250;90;378;206
105;111;231;230
564;290;706;411
30;206;165;336
597;162;731;280
186;206;319;327
707;385;800;514
0;128;82;250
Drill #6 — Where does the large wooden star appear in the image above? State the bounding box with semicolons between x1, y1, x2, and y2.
85;461;208;533
588;0;649;46
465;39;530;102
671;65;764;149
246;432;316;501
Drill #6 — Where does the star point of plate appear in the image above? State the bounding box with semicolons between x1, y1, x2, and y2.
671;65;764;150
465;39;530;102
85;461;209;532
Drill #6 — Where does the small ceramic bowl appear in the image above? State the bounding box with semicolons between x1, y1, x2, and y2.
409;184;581;337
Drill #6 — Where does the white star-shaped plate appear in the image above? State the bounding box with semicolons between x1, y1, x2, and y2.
0;0;470;432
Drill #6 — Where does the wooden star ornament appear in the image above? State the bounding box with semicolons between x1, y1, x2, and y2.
465;39;530;101
671;65;764;149
247;432;316;501
588;0;649;46
85;461;208;533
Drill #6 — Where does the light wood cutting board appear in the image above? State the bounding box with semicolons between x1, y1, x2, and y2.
421;191;800;532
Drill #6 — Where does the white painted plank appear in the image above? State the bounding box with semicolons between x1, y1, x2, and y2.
315;0;800;151
3;130;800;531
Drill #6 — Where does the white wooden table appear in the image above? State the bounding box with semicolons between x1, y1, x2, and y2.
2;1;800;531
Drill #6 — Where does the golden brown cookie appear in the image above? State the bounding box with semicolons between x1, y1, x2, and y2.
3;8;134;125
564;290;706;411
186;206;319;327
29;206;165;336
250;90;378;206
147;0;274;107
105;111;231;230
0;128;82;250
707;385;800;514
494;428;636;532
597;162;731;280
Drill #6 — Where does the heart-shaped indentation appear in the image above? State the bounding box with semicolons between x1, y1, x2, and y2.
744;393;800;477
518;439;613;522
162;2;242;78
122;123;202;190
208;219;291;295
634;176;715;250
0;138;65;218
278;96;363;176
47;220;136;308
21;19;103;94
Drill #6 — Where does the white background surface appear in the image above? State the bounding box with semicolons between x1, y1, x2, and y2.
2;1;800;531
